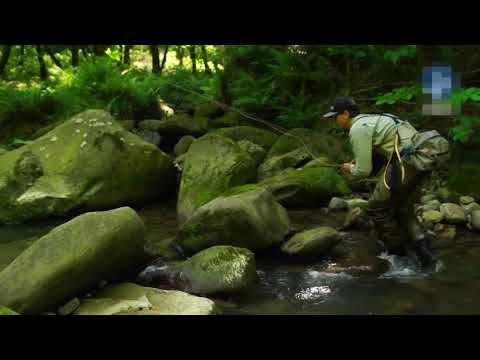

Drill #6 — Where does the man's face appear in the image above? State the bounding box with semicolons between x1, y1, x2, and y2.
335;111;351;129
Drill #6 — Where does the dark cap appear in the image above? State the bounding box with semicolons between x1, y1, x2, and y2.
323;96;358;118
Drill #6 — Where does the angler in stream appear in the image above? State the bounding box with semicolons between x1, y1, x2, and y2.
324;96;450;269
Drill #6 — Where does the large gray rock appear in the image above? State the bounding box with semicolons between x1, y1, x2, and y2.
0;110;175;224
0;207;147;314
439;203;466;224
131;129;161;147
74;283;216;315
281;227;342;258
177;134;258;223
137;246;257;295
175;188;290;254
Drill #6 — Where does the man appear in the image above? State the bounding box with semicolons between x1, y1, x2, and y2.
324;96;437;268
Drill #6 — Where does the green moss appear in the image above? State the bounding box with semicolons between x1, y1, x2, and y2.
220;184;258;198
212;126;278;150
0;306;19;315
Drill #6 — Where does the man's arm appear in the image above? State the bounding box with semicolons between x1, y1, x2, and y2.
349;124;373;178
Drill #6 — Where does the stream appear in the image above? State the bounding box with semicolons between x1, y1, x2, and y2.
1;199;480;315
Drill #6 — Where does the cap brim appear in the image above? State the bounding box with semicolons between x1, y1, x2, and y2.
323;111;338;118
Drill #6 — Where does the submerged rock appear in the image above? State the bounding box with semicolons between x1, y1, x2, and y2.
74;283;216;315
0;207;147;314
0;110;175;224
175;188;290;254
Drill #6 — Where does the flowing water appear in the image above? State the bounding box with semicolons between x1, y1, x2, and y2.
1;201;480;315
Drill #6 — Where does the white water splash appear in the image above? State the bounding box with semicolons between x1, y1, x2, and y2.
295;286;331;301
377;251;444;280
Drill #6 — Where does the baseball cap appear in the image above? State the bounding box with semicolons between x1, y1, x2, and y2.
323;96;358;118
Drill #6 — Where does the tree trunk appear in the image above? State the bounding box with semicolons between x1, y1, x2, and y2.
123;45;132;65
93;45;108;57
35;45;48;81
0;45;12;78
179;47;184;67
71;45;79;67
45;46;63;69
19;45;25;66
159;45;169;75
189;45;197;74
150;45;161;74
201;45;212;74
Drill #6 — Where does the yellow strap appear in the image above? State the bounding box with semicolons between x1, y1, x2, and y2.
383;132;405;191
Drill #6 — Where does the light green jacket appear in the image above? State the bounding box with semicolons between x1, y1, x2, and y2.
349;113;418;178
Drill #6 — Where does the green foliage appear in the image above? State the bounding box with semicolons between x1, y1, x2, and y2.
375;85;419;105
384;45;417;64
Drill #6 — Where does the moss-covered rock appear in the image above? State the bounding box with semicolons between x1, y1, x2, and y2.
175;187;290;254
138;246;256;295
266;128;347;163
0;110;175;224
177;134;258;223
237;140;266;166
0;306;19;315
74;283;216;315
131;129;161;147
0;207;147;314
212;126;278;150
257;147;313;181
174;135;196;157
209;112;242;129
281;227;341;258
259;166;351;207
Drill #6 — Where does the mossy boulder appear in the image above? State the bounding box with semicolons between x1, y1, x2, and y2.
0;306;19;315
212;126;278;150
0;110;175;224
281;227;342;258
0;207;147;314
266;128;347;162
175;187;290;254
137;246;256;295
174;135;196;157
74;283;216;315
237;140;267;166
259;166;351;207
257;147;314;181
209;112;242;129
177;134;258;223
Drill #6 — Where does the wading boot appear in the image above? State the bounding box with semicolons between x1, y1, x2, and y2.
407;216;438;270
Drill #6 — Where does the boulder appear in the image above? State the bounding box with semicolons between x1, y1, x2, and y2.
439;203;466;224
137;246;256;295
212;126;278;151
57;298;81;315
74;283;216;315
237;140;266;166
0;110;175;224
209;112;242;129
0;207;147;314
346;198;369;210
0;148;8;157
175;188;290;254
461;202;480;215
118;120;136;131
138;118;204;138
259;166;351;207
420;194;437;204
177;134;258;223
174;135;196;157
460;196;475;205
328;197;349;212
257;147;314;181
422;210;444;224
281;227;342;258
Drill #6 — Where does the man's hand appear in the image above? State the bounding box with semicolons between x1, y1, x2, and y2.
340;161;354;174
